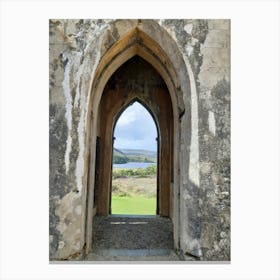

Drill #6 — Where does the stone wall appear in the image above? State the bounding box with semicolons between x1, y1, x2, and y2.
49;19;230;261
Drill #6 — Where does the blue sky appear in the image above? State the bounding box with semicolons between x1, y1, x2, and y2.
114;102;157;151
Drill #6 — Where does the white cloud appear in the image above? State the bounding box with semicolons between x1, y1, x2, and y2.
114;102;157;151
117;102;146;127
117;109;136;127
114;138;157;151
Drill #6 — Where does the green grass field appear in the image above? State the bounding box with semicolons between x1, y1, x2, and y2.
111;195;156;215
111;173;156;215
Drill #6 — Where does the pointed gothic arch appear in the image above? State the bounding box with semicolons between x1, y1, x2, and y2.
111;99;159;215
112;98;160;141
83;21;197;255
94;55;173;216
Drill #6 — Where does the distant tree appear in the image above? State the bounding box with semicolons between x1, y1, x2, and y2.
113;155;129;164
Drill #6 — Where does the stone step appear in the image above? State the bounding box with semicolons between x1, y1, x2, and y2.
91;248;174;257
86;249;183;261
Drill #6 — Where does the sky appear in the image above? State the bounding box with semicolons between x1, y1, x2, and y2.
114;102;157;151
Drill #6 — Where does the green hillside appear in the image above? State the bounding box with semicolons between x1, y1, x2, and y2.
120;149;157;157
113;148;157;164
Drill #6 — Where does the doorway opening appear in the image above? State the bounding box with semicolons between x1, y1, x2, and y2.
83;25;194;257
111;101;158;215
90;55;176;257
93;55;173;218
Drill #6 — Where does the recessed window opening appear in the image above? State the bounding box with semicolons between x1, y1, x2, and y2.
111;101;158;215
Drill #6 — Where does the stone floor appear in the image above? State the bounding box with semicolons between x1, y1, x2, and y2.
85;215;195;262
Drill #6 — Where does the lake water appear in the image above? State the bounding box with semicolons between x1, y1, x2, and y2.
113;162;156;169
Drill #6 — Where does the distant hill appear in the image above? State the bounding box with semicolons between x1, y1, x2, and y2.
113;148;157;164
120;149;157;157
113;148;126;156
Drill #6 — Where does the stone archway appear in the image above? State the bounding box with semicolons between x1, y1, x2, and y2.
96;56;173;218
84;25;193;255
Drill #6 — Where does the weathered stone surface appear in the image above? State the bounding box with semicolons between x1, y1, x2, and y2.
198;78;230;260
92;216;174;250
208;19;230;30
49;19;230;261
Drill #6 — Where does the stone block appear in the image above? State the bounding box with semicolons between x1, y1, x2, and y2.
200;47;230;68
208;19;230;30
50;85;66;105
199;67;230;92
203;29;230;48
